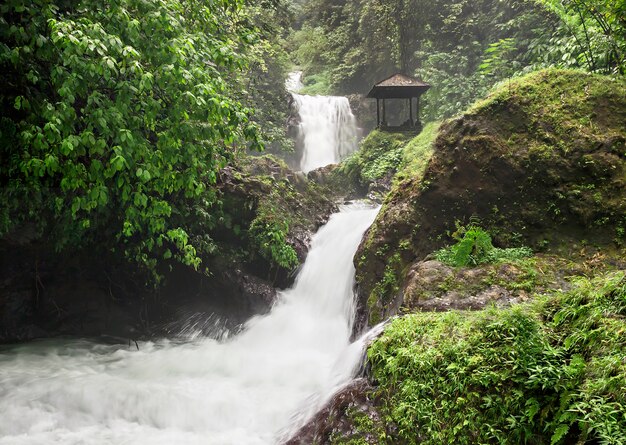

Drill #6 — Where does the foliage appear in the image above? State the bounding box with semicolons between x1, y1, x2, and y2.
435;225;533;267
368;271;626;444
290;0;626;122
338;126;437;192
299;72;333;96
538;0;626;74
340;131;411;186
248;218;298;270
0;0;264;276
480;38;519;79
243;0;296;154
290;0;569;121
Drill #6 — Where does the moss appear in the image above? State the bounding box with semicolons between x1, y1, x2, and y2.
355;69;626;324
216;154;335;277
339;124;440;193
366;252;403;325
328;407;388;445
365;271;626;445
395;121;440;184
340;130;413;187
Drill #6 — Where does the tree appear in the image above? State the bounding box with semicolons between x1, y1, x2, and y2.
0;0;263;275
538;0;626;74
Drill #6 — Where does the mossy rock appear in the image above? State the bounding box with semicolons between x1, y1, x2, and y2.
361;271;626;445
215;154;337;286
334;123;438;202
355;69;626;330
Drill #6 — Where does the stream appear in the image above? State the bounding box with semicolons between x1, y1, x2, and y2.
0;74;379;444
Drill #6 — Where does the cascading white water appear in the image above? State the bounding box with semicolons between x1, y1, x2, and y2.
0;203;379;445
287;71;359;173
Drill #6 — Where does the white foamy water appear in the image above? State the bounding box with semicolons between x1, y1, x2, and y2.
285;71;304;93
287;71;358;173
0;203;379;445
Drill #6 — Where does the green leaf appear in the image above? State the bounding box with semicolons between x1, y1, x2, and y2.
551;424;570;444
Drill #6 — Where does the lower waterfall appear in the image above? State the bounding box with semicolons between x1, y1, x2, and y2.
0;202;379;445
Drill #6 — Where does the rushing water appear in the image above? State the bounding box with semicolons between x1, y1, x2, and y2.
288;71;359;173
0;71;377;445
0;204;379;445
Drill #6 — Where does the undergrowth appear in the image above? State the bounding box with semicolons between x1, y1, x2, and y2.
367;271;626;445
340;131;411;186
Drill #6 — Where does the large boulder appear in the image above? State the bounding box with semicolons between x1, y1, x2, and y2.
354;69;626;332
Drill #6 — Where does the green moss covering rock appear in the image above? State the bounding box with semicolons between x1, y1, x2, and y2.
336;124;438;200
362;271;626;445
402;254;571;312
214;154;337;284
355;69;626;329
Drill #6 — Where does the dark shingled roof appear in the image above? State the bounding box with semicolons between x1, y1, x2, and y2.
367;73;431;99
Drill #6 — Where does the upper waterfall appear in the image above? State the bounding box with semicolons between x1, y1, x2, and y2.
287;71;359;173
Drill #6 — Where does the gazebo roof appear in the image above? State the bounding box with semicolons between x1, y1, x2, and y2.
366;73;431;99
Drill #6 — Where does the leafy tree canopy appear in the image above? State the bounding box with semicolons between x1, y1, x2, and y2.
289;0;625;121
0;0;265;276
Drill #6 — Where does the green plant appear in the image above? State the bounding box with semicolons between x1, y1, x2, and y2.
249;218;298;270
435;225;533;267
480;37;521;87
0;0;263;277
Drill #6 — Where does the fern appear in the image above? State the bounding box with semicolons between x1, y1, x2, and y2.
435;225;532;267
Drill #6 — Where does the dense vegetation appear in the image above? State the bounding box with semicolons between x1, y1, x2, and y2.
1;0;625;442
290;0;626;120
367;271;626;444
0;0;295;280
338;122;439;194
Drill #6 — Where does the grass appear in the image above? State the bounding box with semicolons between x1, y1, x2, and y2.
366;271;626;445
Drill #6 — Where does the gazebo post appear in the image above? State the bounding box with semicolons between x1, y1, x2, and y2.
382;99;386;126
376;98;380;127
409;97;413;127
415;95;420;127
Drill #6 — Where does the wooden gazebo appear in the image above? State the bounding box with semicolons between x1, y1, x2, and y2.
366;73;430;132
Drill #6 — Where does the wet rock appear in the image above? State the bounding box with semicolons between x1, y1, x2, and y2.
308;164;367;202
404;256;575;311
283;378;385;445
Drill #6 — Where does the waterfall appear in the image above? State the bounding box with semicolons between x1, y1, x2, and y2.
287;71;359;173
0;203;380;445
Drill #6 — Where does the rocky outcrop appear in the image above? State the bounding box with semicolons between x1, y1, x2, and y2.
354;69;626;332
0;155;336;343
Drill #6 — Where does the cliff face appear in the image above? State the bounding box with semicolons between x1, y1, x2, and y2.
354;69;626;331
